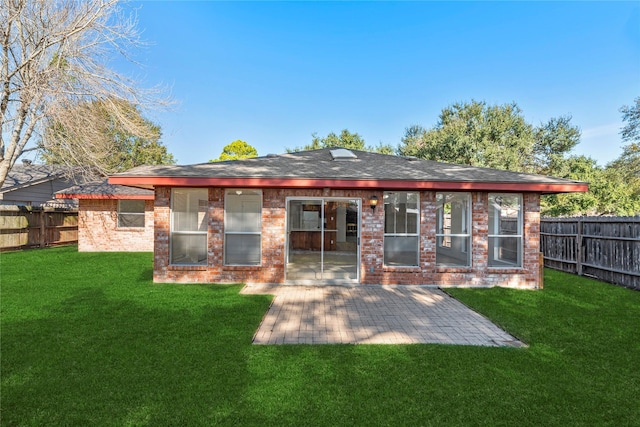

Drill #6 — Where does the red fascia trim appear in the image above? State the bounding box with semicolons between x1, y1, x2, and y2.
108;176;588;194
55;193;154;200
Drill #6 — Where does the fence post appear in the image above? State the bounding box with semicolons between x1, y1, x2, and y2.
576;218;583;276
539;252;544;289
39;208;46;248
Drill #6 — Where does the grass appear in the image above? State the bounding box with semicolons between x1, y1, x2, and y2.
2;246;639;426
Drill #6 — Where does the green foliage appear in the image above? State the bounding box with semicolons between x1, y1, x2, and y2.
370;142;396;155
607;143;640;190
2;248;639;425
109;120;175;171
541;100;640;215
399;100;534;172
399;101;581;175
401;99;640;216
289;129;365;152
288;129;392;154
321;129;366;150
210;140;258;162
620;97;640;144
610;98;640;190
533;115;581;176
542;155;640;216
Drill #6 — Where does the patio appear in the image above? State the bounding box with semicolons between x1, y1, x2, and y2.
241;285;525;346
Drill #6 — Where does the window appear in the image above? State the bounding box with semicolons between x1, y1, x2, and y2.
118;200;145;228
171;188;208;265
436;193;471;267
488;194;522;267
224;190;262;266
383;192;419;266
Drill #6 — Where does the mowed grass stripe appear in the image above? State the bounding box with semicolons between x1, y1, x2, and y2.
2;246;639;426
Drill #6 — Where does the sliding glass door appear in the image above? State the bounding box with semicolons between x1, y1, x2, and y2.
286;198;360;283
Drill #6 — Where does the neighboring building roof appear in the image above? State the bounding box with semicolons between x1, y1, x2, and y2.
109;148;588;194
1;164;70;194
0;163;89;208
56;180;154;200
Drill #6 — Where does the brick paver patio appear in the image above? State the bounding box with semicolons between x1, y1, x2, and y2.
241;285;525;347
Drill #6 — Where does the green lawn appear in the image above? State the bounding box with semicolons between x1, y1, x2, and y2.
2;246;639;426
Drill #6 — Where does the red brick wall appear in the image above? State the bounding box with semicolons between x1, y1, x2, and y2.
153;188;541;289
78;199;154;252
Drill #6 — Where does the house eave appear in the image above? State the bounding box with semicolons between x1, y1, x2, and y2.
1;176;61;194
108;176;588;194
55;193;154;200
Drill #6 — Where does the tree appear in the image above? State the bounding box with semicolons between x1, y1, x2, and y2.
610;97;640;187
210;140;258;162
541;154;640;216
532;115;581;177
608;144;640;191
398;125;426;158
398;100;535;172
541;155;601;216
0;0;169;186
41;99;175;173
620;97;640;144
399;100;585;178
288;129;393;154
370;142;395;155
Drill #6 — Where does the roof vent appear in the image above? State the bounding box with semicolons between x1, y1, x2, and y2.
330;148;357;161
404;156;419;161
266;153;279;158
22;159;33;166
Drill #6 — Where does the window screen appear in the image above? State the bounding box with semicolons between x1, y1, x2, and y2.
224;190;262;265
488;194;522;267
436;193;471;267
170;188;208;265
383;192;419;266
118;200;145;228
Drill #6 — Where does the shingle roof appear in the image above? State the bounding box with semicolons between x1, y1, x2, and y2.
110;148;587;194
56;180;154;200
1;164;69;193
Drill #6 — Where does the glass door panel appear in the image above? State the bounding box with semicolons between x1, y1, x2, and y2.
321;200;359;281
286;198;359;283
287;200;323;280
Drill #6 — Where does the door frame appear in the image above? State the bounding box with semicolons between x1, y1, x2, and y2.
284;196;361;284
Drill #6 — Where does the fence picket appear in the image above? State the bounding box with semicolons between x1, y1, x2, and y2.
541;217;640;290
0;206;78;251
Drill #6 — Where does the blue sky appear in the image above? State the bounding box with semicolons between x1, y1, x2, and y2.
123;1;639;166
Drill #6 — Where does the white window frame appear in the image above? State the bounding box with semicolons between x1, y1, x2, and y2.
488;193;523;268
383;191;420;267
170;188;208;266
436;192;471;267
117;199;145;228
224;189;262;266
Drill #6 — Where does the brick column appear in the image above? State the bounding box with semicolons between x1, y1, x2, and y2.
420;191;436;275
361;191;384;284
523;192;541;288
153;187;171;281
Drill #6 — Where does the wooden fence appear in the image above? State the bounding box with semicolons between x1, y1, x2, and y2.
540;217;640;290
0;206;78;251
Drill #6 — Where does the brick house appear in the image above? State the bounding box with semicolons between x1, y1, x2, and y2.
109;148;587;288
56;181;154;252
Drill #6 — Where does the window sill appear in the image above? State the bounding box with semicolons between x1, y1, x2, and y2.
223;265;262;271
487;267;525;274
116;227;145;231
383;266;421;273
435;266;472;273
168;265;207;271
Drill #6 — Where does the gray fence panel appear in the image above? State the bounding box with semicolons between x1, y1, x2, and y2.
540;217;640;290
